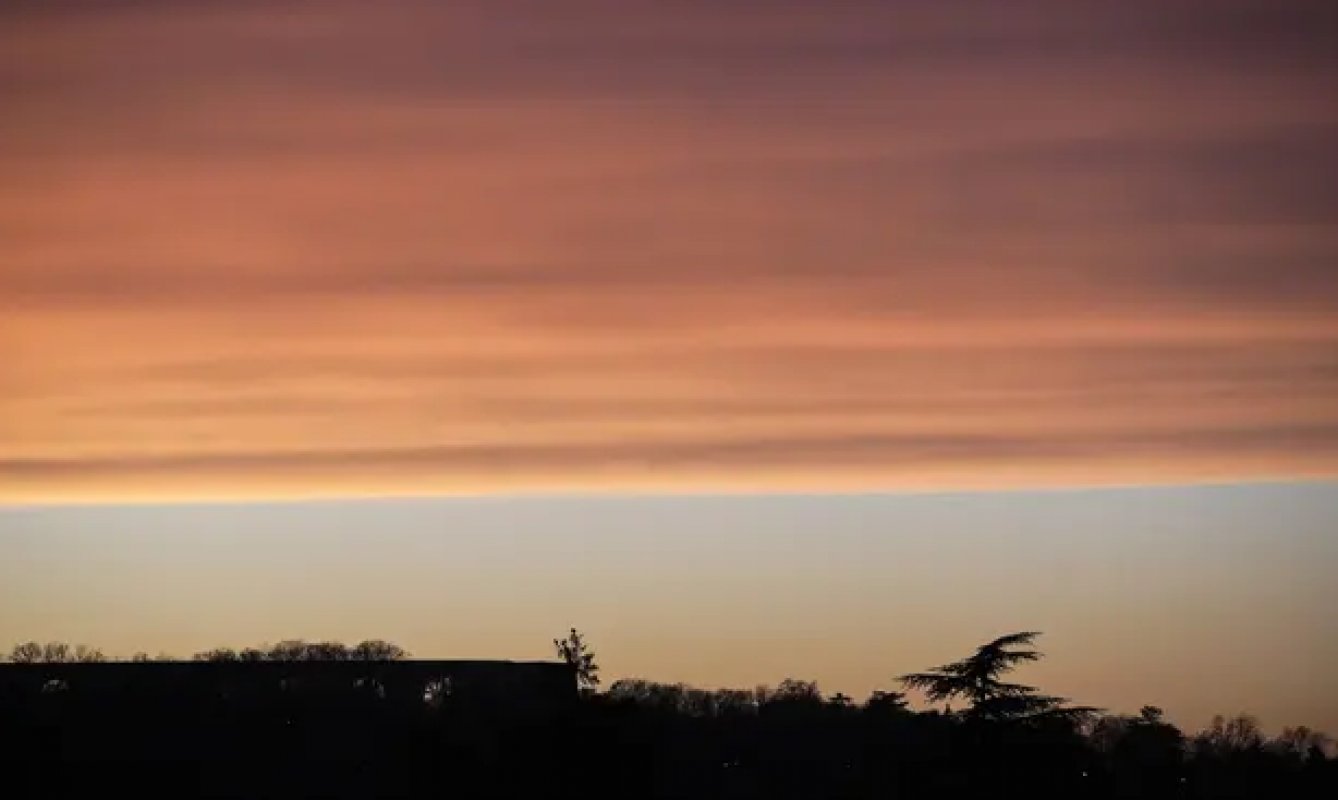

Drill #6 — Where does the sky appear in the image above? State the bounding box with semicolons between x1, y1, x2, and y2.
1;0;1336;731
3;483;1336;733
3;0;1337;499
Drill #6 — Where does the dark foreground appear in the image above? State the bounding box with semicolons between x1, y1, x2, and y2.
1;660;1333;799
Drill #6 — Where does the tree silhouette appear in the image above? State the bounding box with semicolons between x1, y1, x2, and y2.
2;633;1335;797
1193;714;1265;756
7;642;43;663
865;690;910;715
194;647;240;662
828;692;853;708
1273;726;1333;760
190;639;407;662
553;627;599;694
72;644;106;662
899;632;1093;722
7;641;105;663
267;639;335;661
769;678;823;706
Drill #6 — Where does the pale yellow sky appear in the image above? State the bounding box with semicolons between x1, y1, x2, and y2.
2;483;1336;733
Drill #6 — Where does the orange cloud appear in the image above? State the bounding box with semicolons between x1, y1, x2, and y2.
2;1;1337;501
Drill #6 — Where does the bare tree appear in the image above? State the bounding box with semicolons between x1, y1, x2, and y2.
352;640;408;661
266;640;314;661
189;640;407;662
8;642;43;663
1193;714;1265;756
41;642;72;663
8;641;103;663
553;628;600;695
72;644;105;663
770;678;823;705
304;641;353;661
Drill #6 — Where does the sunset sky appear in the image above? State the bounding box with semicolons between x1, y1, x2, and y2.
1;1;1336;732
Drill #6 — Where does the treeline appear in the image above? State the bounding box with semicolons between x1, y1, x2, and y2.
4;638;408;663
574;632;1334;798
585;680;1332;798
2;631;1333;798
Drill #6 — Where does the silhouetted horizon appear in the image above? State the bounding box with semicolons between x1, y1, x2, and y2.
6;483;1333;736
3;630;1333;797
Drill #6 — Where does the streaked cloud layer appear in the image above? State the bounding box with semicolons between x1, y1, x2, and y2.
3;1;1337;500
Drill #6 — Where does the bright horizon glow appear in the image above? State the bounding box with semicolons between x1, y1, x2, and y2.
3;474;1334;508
